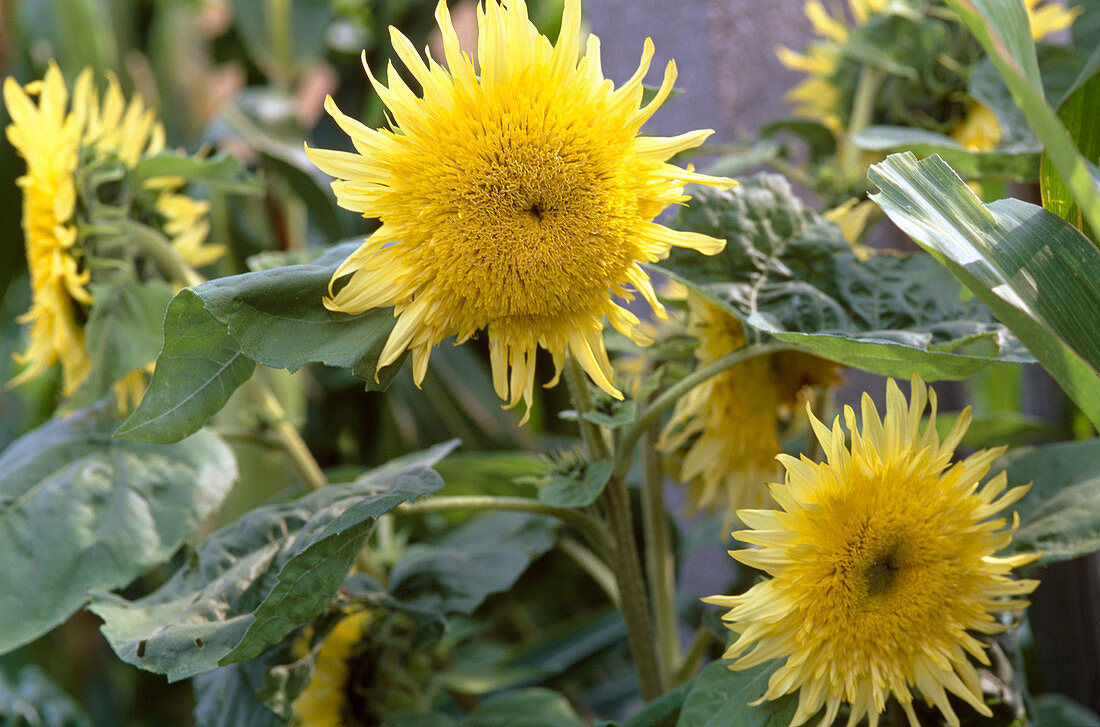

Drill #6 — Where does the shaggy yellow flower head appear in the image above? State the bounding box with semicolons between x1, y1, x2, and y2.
294;611;372;727
704;375;1039;727
306;0;735;417
4;62;223;396
659;296;840;526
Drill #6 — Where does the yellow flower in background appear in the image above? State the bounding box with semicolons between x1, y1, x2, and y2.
1025;0;1081;40
306;0;736;419
294;611;372;727
658;296;840;527
4;63;92;395
4;62;223;398
950;100;1003;152
704;375;1039;727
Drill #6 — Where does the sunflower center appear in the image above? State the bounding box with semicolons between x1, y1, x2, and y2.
863;545;901;597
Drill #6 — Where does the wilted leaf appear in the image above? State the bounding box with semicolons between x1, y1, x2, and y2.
89;443;453;681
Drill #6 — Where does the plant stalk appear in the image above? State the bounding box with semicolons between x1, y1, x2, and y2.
641;411;678;687
563;358;664;700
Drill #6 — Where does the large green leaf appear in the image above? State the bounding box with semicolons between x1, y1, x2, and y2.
69;278;174;409
115;289;256;443
390;512;558;615
991;438;1100;565
676;659;796;727
661;175;1030;380
88;443;453;681
853;125;1038;180
0;666;92;727
868;152;1100;427
192;665;287;727
0;402;236;653
1034;694;1100;727
944;0;1100;238
192;241;400;386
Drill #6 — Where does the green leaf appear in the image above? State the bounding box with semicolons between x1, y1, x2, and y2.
944;0;1100;238
676;659;797;727
0;666;92;727
131;152;262;195
458;688;587;727
852;125;1039;180
868;151;1100;427
1033;693;1100;727
538;460;614;508
115;289;256;443
390;512;558;615
661;175;1030;380
1040;45;1100;237
192;665;287;727
69;278;174;409
991;438;1100;565
0;402;236;653
190;242;401;387
623;679;692;727
88;444;453;681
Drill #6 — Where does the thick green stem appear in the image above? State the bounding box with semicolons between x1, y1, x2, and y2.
398;495;612;553
614;343;791;480
118;221;204;287
642;414;678;686
564;358;664;700
558;536;620;606
838;66;884;183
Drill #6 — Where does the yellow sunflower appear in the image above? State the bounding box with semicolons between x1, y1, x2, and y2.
4;62;223;398
294;612;372;727
658;296;840;526
306;0;736;419
703;375;1039;727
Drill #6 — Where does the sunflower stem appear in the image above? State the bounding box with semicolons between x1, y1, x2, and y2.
641;401;679;687
116;220;204;287
838;66;884;183
398;495;613;554
614;343;791;481
558;536;620;606
672;625;718;686
564;357;664;700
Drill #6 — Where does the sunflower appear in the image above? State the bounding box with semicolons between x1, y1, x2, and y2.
306;0;736;419
294;612;372;727
658;296;840;527
703;375;1039;727
778;0;1078;146
4;62;223;398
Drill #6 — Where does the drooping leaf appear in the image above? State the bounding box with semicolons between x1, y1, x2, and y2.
131;152;262;195
661;175;1031;380
88;443;454;681
190;241;401;387
852;125;1038;180
458;688;587;727
115;289;256;443
676;659;796;727
70;278;174;409
389;512;558;615
0;402;236;654
868;151;1100;427
991;438;1100;565
0;666;92;727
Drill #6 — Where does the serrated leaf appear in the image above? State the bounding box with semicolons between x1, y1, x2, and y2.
69;278;174;409
190;241;401;387
677;660;797;727
390;512;558;615
868;151;1100;427
116;289;256;443
131;152;262;195
661;175;1030;380
0;666;92;727
458;688;587;727
991;438;1100;565
538;460;614;508
88;444;453;681
852;125;1038;180
0;402;236;653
